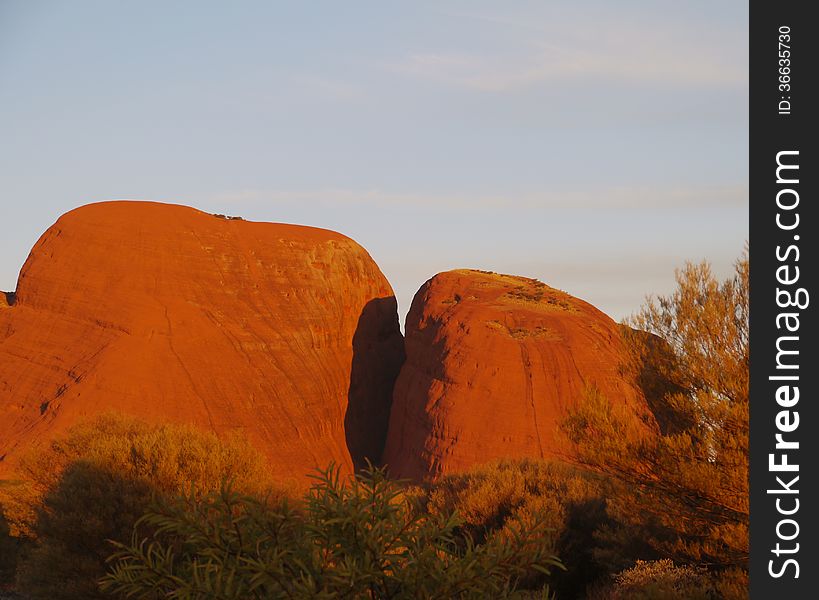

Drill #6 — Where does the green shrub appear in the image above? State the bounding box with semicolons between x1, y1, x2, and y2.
0;507;19;586
102;463;563;599
712;568;748;600
560;251;749;598
562;253;748;571
427;459;600;537
3;413;279;537
10;413;282;600
16;461;154;599
425;459;608;598
610;559;711;599
587;559;747;600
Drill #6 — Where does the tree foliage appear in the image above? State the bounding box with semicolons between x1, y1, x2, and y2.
3;413;277;538
423;459;609;599
7;414;280;600
102;463;563;599
0;506;19;586
562;251;749;570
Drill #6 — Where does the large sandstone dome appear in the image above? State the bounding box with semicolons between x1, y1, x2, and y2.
0;201;404;482
382;269;653;481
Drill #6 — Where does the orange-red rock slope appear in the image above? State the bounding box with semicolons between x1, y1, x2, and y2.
382;269;652;481
0;201;404;482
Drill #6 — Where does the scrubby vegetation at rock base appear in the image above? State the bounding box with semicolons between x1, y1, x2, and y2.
102;464;562;599
0;414;281;600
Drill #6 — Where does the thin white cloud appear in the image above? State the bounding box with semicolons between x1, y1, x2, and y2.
384;10;746;92
291;74;364;101
207;183;747;212
389;44;745;91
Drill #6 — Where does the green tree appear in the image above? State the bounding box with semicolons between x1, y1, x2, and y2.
9;414;280;600
562;251;749;571
424;459;609;600
102;463;563;599
0;507;19;586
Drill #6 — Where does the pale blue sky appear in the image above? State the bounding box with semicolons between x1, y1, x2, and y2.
1;1;748;324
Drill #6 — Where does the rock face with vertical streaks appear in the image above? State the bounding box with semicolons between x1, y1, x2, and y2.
0;201;404;483
382;269;653;481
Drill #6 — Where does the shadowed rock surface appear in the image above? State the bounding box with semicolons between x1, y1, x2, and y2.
382;269;654;481
0;201;404;483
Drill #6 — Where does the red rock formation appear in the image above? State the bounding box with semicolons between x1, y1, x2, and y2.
382;269;653;481
0;201;404;483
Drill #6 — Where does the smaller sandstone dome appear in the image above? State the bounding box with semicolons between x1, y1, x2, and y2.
382;269;654;481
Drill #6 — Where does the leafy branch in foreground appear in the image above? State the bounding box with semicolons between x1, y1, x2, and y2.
101;463;563;599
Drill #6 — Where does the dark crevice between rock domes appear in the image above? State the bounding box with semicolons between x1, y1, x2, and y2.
345;296;406;472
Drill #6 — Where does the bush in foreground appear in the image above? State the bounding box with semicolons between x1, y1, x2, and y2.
562;252;748;572
7;414;280;600
424;459;609;598
587;560;748;600
0;508;19;587
102;463;563;599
